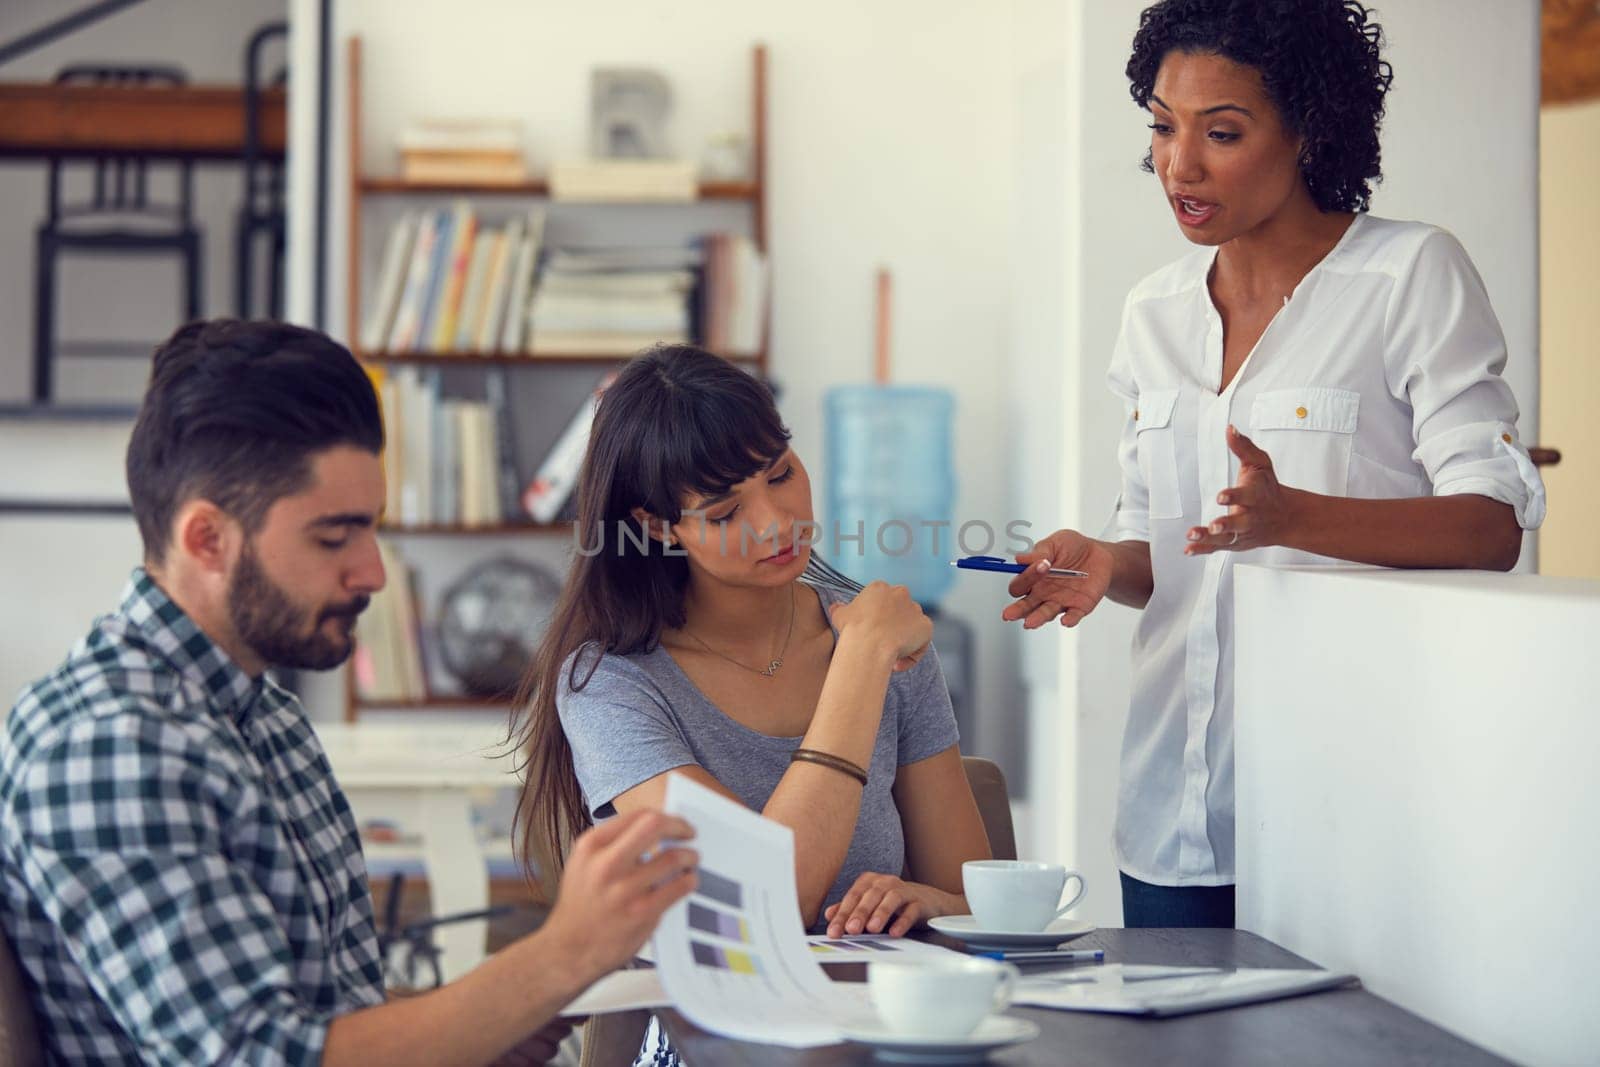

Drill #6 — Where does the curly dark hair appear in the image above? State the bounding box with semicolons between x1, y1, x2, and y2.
1126;0;1395;213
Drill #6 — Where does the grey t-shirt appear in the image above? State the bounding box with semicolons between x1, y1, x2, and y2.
556;586;960;924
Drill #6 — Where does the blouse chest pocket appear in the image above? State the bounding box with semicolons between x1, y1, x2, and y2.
1134;388;1184;520
1249;388;1360;497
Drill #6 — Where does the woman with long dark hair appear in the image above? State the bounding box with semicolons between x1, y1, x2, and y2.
511;345;992;1062
1006;0;1545;929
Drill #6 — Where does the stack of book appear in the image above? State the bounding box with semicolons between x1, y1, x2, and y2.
699;233;767;357
374;367;520;527
399;119;528;185
525;245;700;356
548;159;697;202
352;541;427;702
361;204;546;355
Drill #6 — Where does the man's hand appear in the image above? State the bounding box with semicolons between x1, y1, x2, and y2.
539;810;697;984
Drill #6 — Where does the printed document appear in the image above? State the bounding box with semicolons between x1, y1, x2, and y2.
656;774;877;1047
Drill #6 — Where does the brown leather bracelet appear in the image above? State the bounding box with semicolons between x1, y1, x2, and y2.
789;747;869;787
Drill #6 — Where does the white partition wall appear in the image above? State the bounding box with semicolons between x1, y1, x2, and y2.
1235;566;1600;1067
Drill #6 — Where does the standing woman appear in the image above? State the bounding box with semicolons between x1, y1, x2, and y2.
1005;0;1545;929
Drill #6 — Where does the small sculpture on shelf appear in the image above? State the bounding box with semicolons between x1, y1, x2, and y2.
590;67;673;158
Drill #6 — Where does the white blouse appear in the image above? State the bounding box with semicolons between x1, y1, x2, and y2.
1106;213;1545;887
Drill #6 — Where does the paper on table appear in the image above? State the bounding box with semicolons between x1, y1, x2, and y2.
1013;963;1356;1016
558;968;668;1017
805;934;969;964
656;774;878;1048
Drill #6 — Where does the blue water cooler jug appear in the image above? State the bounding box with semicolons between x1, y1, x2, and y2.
824;385;956;608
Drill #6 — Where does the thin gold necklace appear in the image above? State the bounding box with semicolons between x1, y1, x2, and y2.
682;586;796;678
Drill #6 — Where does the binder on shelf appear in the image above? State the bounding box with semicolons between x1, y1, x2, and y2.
523;373;617;523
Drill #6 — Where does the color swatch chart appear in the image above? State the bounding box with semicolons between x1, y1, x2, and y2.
687;868;765;977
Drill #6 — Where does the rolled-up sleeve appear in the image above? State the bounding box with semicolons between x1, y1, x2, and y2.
1106;296;1150;542
12;718;331;1066
1384;229;1546;528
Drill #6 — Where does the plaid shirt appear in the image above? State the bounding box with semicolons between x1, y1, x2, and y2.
1;569;385;1065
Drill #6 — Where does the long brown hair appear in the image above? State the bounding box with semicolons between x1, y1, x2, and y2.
510;345;790;897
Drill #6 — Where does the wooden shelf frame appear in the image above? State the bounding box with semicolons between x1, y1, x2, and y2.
353;349;762;367
343;36;770;721
379;522;568;536
358;176;758;201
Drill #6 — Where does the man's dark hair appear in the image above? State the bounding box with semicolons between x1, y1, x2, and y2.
1126;0;1395;214
126;319;384;564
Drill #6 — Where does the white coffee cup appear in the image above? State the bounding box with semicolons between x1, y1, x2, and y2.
962;860;1087;933
867;957;1020;1039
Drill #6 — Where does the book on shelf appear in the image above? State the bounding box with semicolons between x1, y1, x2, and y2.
384;211;440;352
398;118;529;185
548;159;697;202
699;232;767;357
483;370;524;520
430;203;479;351
402;152;528;185
455;230;501;352
477;215;522;351
523;372;617;523
526;244;698;356
412;208;457;351
380;367;514;527
363;206;548;357
498;208;547;354
361;212;417;352
352;541;427;702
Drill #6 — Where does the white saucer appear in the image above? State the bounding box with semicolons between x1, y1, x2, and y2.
836;1014;1040;1064
927;914;1095;949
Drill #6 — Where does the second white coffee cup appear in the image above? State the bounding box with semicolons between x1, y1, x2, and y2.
962;859;1087;933
868;957;1019;1039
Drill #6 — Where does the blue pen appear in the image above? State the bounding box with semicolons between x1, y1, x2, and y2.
974;948;1105;964
951;555;1089;578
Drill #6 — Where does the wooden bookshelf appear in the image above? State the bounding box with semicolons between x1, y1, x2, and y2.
343;37;771;721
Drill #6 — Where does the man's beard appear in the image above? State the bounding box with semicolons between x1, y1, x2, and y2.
229;543;370;671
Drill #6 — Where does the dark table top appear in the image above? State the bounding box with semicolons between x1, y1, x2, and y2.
660;927;1509;1066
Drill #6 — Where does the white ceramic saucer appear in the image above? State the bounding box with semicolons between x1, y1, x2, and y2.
836;1014;1040;1064
927;914;1095;949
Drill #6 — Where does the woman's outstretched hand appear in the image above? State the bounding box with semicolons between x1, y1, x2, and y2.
1184;425;1301;555
1001;529;1114;629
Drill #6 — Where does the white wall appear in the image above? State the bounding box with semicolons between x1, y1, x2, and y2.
1235;566;1600;1066
1009;0;1544;928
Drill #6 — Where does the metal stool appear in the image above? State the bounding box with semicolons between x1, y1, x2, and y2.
32;64;201;403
